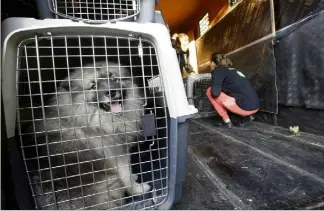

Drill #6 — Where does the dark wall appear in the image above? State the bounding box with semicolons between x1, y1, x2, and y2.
194;0;276;114
195;0;323;67
1;0;38;22
196;0;272;66
275;13;324;110
194;0;324;114
227;38;278;114
274;0;324;30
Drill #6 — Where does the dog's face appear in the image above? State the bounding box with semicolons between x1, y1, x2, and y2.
88;76;126;113
60;63;136;114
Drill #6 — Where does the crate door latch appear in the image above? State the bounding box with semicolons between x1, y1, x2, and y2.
141;113;157;137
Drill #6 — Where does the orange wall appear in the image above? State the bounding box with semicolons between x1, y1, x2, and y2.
172;0;229;41
155;0;200;32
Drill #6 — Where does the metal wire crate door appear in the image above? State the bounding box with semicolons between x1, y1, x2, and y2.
16;34;168;209
50;0;140;22
193;78;214;113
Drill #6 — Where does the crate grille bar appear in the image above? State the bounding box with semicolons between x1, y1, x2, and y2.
35;34;59;209
77;35;87;207
23;148;168;167
38;184;168;208
114;36;126;208
17;45;40;209
102;34;113;209
51;35;74;208
88;35;101;210
24;139;167;159
148;47;157;208
16;34;168;209
127;37;137;210
50;0;140;23
28;166;168;186
155;48;169;207
137;37;148;209
129;37;146;209
150;46;165;205
194;78;215;113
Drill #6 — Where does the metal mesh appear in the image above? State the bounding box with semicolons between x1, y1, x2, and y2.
193;78;215;113
16;34;168;209
50;0;140;22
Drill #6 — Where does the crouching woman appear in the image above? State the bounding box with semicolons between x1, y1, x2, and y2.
206;53;260;128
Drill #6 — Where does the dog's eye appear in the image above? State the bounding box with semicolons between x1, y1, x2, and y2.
114;77;122;83
90;84;96;90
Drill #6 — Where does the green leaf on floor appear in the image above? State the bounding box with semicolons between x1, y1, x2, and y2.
289;126;300;136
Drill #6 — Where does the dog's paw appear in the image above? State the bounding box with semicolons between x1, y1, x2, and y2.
132;174;139;181
127;182;151;195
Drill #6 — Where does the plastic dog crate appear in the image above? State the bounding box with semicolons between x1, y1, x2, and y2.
1;18;197;210
36;0;141;22
184;74;215;117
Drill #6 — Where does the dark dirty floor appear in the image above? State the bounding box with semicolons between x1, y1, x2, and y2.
172;117;324;210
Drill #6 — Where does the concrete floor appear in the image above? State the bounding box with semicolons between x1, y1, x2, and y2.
172;118;324;210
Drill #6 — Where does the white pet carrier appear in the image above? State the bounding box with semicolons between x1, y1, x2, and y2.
1;18;197;210
35;0;157;23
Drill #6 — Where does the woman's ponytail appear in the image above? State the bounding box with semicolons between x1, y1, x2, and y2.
211;52;233;68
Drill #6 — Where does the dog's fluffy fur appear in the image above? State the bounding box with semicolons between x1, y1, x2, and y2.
29;61;150;209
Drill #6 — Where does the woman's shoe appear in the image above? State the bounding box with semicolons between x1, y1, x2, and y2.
235;115;254;127
214;121;233;129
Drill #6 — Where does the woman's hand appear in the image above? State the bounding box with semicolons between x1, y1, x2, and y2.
185;64;194;74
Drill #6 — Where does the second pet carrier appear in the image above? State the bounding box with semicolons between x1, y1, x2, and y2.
35;0;156;23
1;18;197;209
184;73;215;118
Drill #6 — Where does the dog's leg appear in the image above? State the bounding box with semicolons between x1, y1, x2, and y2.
116;155;151;195
132;174;139;181
93;178;124;209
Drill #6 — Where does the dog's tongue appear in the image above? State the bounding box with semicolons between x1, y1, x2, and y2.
111;102;122;113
